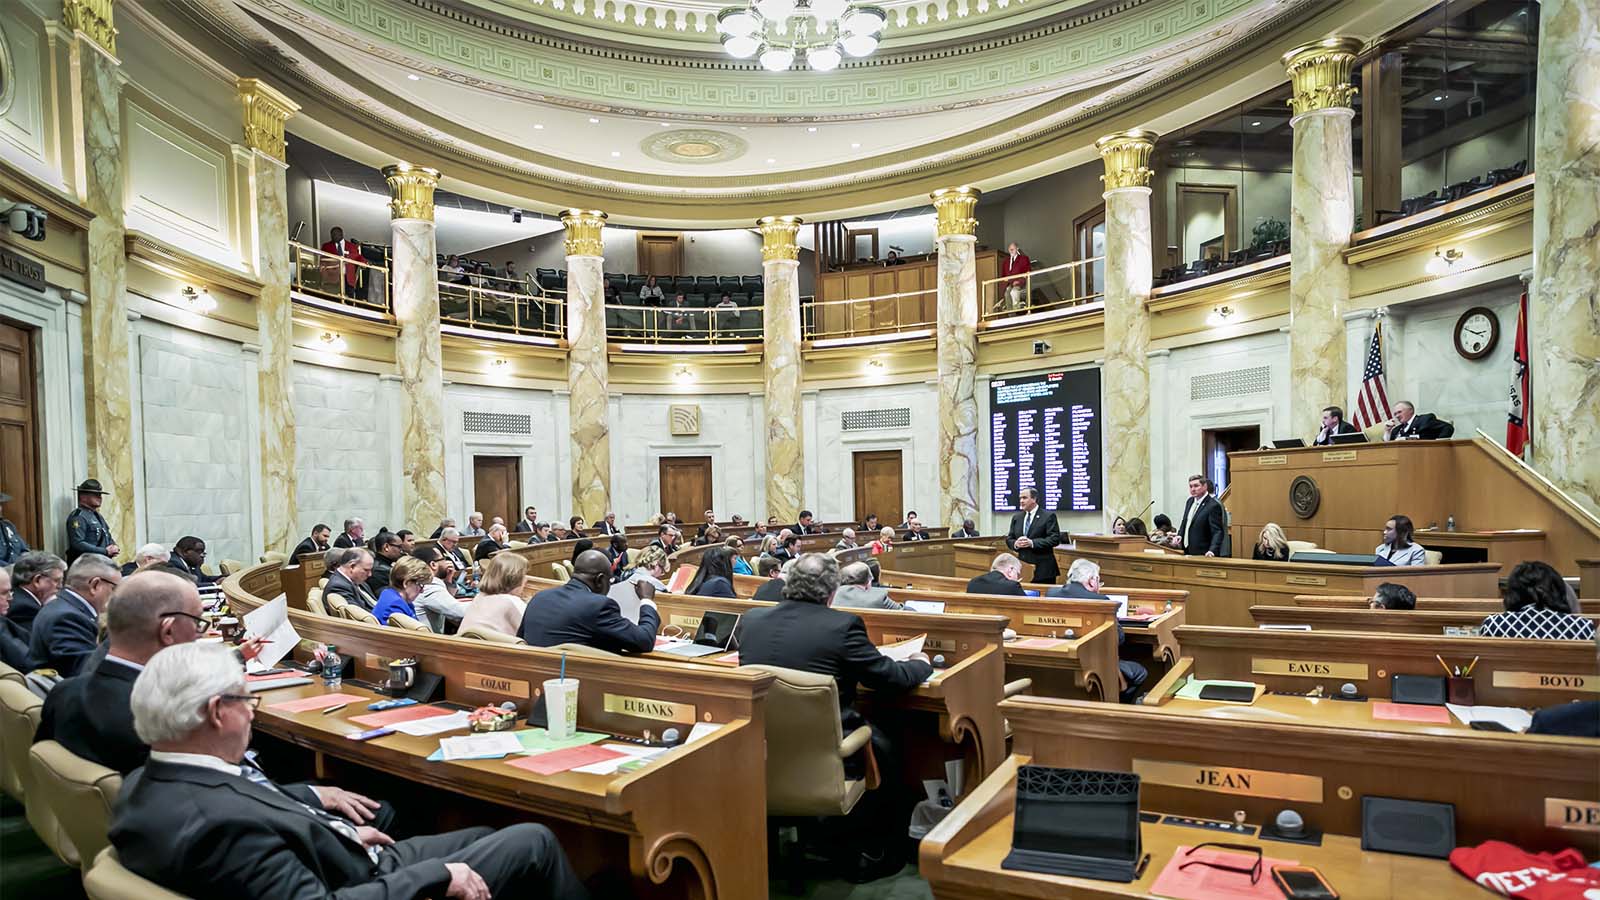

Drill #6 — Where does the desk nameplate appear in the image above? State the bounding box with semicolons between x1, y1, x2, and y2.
1546;798;1600;832
1195;568;1227;579
1133;759;1322;803
1321;450;1358;461
464;672;531;698
669;614;702;631
1258;455;1288;466
1023;614;1084;628
1493;672;1600;693
1253;658;1369;679
603;693;697;724
1285;575;1328;586
883;634;957;652
1129;563;1156;573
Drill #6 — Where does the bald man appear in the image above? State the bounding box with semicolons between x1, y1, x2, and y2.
518;549;659;653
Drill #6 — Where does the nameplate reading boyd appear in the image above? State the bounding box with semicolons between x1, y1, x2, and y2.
1133;759;1322;803
1252;658;1369;679
464;673;530;698
603;693;696;724
1493;672;1599;693
1546;798;1600;832
1023;615;1084;628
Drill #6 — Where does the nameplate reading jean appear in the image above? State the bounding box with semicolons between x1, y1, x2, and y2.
1133;760;1323;803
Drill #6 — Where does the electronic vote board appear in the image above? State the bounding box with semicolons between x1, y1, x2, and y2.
989;369;1102;513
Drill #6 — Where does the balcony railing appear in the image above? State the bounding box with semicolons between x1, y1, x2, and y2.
605;303;762;344
980;256;1104;325
439;276;565;340
804;289;936;344
290;242;390;315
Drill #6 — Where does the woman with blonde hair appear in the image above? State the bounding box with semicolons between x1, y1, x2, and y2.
459;552;531;637
609;544;669;624
870;525;896;556
1252;523;1290;561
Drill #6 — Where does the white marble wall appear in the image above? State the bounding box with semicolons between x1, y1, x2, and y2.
291;362;394;535
441;383;563;527
807;382;940;524
1378;285;1524;440
608;393;764;525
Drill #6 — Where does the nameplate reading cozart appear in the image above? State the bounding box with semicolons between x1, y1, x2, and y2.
1546;798;1600;832
464;672;531;698
1252;658;1369;680
1133;759;1322;803
1493;672;1599;693
603;693;697;724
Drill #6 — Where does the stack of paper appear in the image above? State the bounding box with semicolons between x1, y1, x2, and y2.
393;711;472;736
1445;703;1533;732
440;732;525;761
878;634;925;661
241;597;301;671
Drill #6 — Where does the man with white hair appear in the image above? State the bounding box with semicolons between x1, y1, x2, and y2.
1048;559;1148;703
29;553;121;676
474;523;509;562
965;553;1027;596
834;528;859;551
464;511;486;537
832;561;902;610
323;547;378;612
110;643;589;899
134;542;170;571
333;517;365;549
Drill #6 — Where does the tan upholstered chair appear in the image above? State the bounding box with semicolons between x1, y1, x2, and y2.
0;680;77;866
322;591;350;619
83;848;192;900
741;665;872;817
218;559;245;576
388;612;431;632
260;550;287;565
305;587;328;616
507;540;529;550
0;666;28;800
551;562;571;583
458;627;526;645
0;660;24;686
1424;549;1444;566
552;642;618;659
343;605;381;626
1286;540;1321;560
1363;423;1388;442
28;741;122;870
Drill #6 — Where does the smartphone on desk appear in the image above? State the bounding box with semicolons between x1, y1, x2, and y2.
1272;865;1338;900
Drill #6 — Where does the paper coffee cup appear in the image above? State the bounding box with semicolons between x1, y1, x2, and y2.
543;678;579;739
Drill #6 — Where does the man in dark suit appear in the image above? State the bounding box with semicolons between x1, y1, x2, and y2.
29;554;121;677
594;512;623;536
474;524;509;562
965;553;1027;596
7;550;65;632
323;548;379;612
1048;559;1147;703
168;536;217;586
292;524;332;559
1312;405;1359;446
65;478;119;564
0;491;29;566
369;532;404;592
751;556;786;603
792;510;819;536
950;518;980;540
332;517;365;549
1383;401;1451;441
1006;488;1062;582
511;506;540;535
1175;474;1226;557
109;641;588;900
520;550;659;653
0;568;31;670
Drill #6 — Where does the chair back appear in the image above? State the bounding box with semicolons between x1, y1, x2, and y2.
0;668;28;799
551;642;618;659
551;563;570;583
259;550;287;565
740;664;863;817
458;627;526;645
1424;549;1444;566
28;740;122;868
218;559;245;576
322;591;350;618
388;612;431;632
0;661;23;686
0;680;77;866
305;587;328;616
83;848;194;900
343;604;381;626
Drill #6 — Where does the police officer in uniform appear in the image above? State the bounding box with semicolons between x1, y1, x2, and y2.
0;491;29;566
65;478;118;564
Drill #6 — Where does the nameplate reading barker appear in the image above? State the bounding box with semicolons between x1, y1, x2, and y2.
1493;672;1599;693
1023;614;1084;628
603;693;696;724
1253;658;1369;680
1133;759;1322;803
1546;798;1600;832
464;672;530;698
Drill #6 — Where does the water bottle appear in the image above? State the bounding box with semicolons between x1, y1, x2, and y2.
321;644;343;690
1164;600;1174;613
1446;515;1455;532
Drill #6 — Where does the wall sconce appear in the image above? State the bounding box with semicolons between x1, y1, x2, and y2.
180;286;216;314
317;331;348;353
1425;247;1468;276
673;364;693;384
1206;305;1235;327
489;358;510;371
866;359;885;372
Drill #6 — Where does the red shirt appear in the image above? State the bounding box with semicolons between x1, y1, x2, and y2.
1001;251;1031;285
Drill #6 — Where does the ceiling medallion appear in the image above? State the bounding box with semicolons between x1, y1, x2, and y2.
641;128;750;164
717;0;887;71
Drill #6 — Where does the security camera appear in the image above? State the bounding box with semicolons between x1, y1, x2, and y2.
1032;340;1051;356
1;201;46;241
509;207;523;224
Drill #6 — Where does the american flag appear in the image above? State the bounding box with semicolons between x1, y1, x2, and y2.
1353;322;1393;430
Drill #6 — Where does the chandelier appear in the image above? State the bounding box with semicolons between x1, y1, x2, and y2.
716;0;887;72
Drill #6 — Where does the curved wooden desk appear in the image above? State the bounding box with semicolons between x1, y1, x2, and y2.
1252;604;1600;635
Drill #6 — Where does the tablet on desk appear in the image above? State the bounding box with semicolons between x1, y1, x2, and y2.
1271;439;1306;449
1329;431;1368;445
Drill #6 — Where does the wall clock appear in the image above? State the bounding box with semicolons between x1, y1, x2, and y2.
1453;306;1498;360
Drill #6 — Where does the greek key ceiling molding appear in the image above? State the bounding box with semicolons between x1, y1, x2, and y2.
252;0;1266;114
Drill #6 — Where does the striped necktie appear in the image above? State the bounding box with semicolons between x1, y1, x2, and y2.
238;763;381;864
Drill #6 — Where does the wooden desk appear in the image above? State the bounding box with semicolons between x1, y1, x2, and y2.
1071;534;1182;556
1413;529;1546;565
1291;594;1600;614
1251;604;1600;635
226;564;773;899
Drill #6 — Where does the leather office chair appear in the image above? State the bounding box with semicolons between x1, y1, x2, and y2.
28;740;122;870
0;680;78;866
0;660;23;686
0;664;28;800
83;848;192;900
305;587;328;616
551;642;617;659
741;665;874;817
259;551;287;565
388;612;431;632
1424;549;1444;566
1286;540;1321;559
322;591;350;619
458;627;526;645
551;563;570;583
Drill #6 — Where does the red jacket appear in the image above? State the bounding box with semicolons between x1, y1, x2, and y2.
1001;251;1031;286
320;239;369;287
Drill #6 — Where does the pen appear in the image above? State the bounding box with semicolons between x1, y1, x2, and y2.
321;703;349;715
1435;654;1453;678
1463;656;1480;677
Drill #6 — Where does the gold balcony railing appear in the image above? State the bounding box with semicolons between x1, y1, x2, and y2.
804;288;936;343
980;256;1104;324
290;241;390;314
604;302;763;344
439;278;565;340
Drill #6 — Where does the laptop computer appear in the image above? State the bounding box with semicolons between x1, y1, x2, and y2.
1270;439;1306;449
1002;766;1144;882
658;610;741;658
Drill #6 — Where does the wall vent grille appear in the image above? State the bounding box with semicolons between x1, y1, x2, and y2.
463;411;532;435
1190;366;1271;402
842;408;911;431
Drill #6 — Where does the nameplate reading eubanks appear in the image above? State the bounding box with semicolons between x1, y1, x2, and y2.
1258;455;1288;466
1321;450;1358;461
603;693;696;724
1133;759;1322;803
464;672;530;698
1253;658;1369;679
1493;672;1599;693
1546;798;1600;832
1023;614;1084;628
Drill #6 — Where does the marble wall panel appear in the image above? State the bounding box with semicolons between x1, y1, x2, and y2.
609;393;762;526
291;362;392;535
809;383;940;524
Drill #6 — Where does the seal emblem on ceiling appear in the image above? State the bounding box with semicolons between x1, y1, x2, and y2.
641;129;749;164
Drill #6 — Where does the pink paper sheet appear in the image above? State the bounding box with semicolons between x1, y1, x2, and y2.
507;744;628;776
1371;701;1451;724
267;692;367;713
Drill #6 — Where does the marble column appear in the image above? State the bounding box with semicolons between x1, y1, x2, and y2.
1095;131;1157;528
563;209;611;523
69;4;134;560
759;216;804;524
1284;38;1361;434
383;164;448;532
239;78;301;553
1530;0;1600;515
932;188;981;530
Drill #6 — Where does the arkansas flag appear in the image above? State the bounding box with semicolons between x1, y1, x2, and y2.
1506;291;1530;457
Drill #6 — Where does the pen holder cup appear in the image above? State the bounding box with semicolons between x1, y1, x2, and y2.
1447;676;1476;706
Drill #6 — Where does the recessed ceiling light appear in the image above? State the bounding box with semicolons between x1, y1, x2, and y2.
1434;95;1444;101
406;74;420;81
739;126;749;130
611;151;621;157
807;126;818;133
533;123;544;130
766;157;777;164
1250;120;1262;126
589;117;600;123
851;142;860;149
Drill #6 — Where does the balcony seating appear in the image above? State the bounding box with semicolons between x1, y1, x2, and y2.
1374;160;1527;226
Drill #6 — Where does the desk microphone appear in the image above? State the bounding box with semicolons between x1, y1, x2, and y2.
931;654;946;669
662;728;681;743
1128;499;1155;523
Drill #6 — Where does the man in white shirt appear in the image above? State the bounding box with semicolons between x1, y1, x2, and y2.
413;548;470;632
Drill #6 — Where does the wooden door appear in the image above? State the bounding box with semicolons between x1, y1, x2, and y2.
658;457;712;523
472;456;522;528
1201;426;1261;495
853;450;902;529
0;320;40;548
639;234;682;277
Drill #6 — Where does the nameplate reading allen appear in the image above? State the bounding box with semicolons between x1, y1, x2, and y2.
1133;759;1322;803
1321;450;1358;462
603;693;697;724
669;615;702;631
1258;455;1288;466
464;672;530;698
1492;672;1599;693
1546;798;1600;832
1023;615;1084;628
1253;658;1369;680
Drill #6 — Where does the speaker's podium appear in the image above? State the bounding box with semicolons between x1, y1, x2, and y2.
1227;436;1600;575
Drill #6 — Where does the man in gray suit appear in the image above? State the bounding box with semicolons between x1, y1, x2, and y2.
831;562;903;610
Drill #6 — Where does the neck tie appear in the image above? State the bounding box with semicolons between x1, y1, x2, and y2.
1024;510;1034;535
238;764;381;864
1183;500;1200;548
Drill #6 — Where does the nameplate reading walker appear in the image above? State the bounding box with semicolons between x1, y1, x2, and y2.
1252;658;1369;680
464;672;530;698
669;614;702;631
1545;798;1600;832
1492;671;1600;693
603;693;696;724
1133;759;1322;803
1023;614;1084;628
1321;450;1358;462
1258;455;1288;466
883;634;956;652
